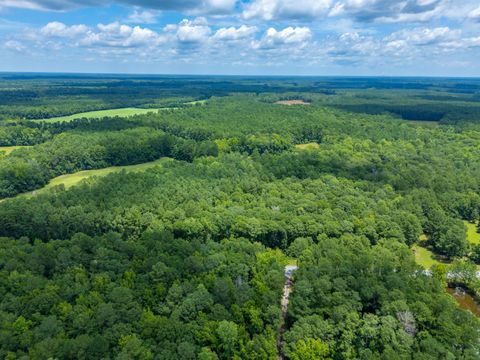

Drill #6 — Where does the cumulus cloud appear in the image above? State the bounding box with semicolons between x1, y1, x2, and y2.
254;26;312;49
326;26;480;66
40;21;89;37
82;22;163;47
385;27;461;46
31;21;165;49
213;25;258;41
241;0;480;23
164;18;211;44
5;10;480;72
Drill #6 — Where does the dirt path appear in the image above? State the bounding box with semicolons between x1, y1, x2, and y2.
277;265;298;360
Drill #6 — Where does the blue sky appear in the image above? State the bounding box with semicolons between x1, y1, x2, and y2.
0;0;479;76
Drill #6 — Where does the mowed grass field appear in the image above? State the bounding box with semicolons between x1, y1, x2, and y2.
413;245;441;269
465;221;480;245
0;145;30;155
37;107;159;123
2;158;171;201
413;223;480;269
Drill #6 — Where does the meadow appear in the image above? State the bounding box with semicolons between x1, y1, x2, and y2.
10;157;171;200
413;222;480;270
466;221;480;245
37;107;160;123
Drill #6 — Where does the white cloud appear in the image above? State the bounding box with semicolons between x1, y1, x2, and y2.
166;18;211;44
254;26;312;49
193;0;236;14
213;25;258;41
242;0;480;23
243;0;332;21
4;39;26;51
322;25;480;67
81;22;163;47
5;12;480;73
40;21;89;37
385;27;461;46
127;9;161;24
468;6;480;21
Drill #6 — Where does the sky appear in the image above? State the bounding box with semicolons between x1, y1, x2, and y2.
0;0;479;76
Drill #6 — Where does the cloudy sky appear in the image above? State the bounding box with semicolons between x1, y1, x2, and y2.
0;0;479;75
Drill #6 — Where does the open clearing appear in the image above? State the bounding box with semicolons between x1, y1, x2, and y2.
465;221;480;245
413;245;440;269
2;158;170;202
275;100;311;106
185;100;208;106
0;146;30;155
295;142;320;150
43;159;169;190
37;107;159;123
413;224;480;270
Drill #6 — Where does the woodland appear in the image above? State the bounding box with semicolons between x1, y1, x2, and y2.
0;75;479;359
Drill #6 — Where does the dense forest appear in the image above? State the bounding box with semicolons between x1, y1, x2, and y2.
0;75;480;359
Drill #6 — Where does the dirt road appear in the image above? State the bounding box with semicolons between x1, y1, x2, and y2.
277;265;298;360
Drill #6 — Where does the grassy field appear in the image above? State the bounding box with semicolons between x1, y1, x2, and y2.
2;158;171;201
465;221;480;245
186;100;208;106
37;108;159;123
0;146;30;155
295;142;320;150
413;224;480;270
413;245;441;269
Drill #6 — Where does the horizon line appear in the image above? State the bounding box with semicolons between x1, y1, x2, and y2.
1;71;480;80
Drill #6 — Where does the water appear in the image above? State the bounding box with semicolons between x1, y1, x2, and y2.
447;287;480;317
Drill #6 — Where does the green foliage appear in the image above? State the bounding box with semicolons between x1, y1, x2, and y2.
0;128;218;198
290;338;333;360
0;234;286;359
1;77;480;359
284;238;479;359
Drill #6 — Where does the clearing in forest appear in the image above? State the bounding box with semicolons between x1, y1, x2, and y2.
0;145;30;155
36;107;159;123
295;142;320;150
2;158;170;201
465;221;480;245
413;224;480;270
413;245;440;269
275;100;311;106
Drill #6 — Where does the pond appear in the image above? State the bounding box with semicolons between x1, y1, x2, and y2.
447;287;480;317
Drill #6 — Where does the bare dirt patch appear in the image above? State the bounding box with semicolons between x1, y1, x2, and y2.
275;100;311;106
